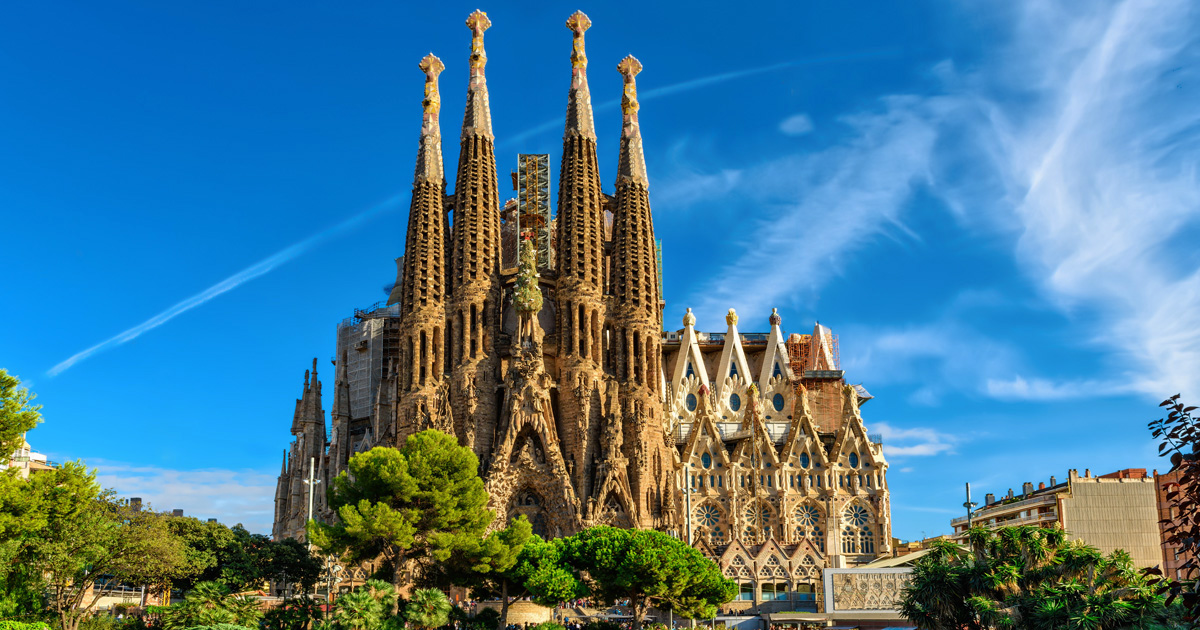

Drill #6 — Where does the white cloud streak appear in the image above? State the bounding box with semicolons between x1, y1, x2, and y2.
780;113;814;136
47;194;404;377
677;0;1200;401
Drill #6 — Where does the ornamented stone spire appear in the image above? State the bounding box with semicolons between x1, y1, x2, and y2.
617;55;648;186
414;54;444;184
555;10;608;503
462;10;493;139
397;53;451;441
449;9;502;461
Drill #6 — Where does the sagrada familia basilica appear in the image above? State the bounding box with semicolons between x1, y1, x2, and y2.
274;10;893;610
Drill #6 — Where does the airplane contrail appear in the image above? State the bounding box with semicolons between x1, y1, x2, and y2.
501;49;896;147
47;193;405;377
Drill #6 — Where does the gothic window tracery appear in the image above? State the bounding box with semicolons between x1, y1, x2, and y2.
696;503;720;528
794;504;825;552
842;502;875;554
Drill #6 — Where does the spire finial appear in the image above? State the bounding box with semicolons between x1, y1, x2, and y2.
419;54;445;118
683;307;696;328
726;308;738;327
769;308;781;326
618;55;643;118
466;10;491;79
414;54;446;184
563;11;597;140
461;11;494;139
304;369;310;390
567;11;591;71
616;55;648;185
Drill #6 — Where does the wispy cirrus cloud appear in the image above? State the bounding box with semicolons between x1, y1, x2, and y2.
47;194;404;377
677;0;1200;401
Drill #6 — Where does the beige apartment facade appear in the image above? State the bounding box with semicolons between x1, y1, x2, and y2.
951;468;1161;570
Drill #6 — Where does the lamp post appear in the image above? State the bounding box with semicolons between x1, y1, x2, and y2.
963;482;978;531
302;457;322;599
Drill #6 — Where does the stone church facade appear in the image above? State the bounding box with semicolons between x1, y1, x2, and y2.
274;11;891;609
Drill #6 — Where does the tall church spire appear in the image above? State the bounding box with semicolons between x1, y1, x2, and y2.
395;54;451;441
555;10;607;502
449;10;502;461
606;55;673;530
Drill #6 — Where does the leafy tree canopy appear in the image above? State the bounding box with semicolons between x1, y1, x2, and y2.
562;526;735;628
447;517;585;629
0;369;42;466
900;524;1181;630
6;463;195;630
310;431;492;584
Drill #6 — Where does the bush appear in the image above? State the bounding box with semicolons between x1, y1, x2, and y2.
0;622;53;630
181;626;256;630
466;608;499;630
530;623;564;630
262;597;324;630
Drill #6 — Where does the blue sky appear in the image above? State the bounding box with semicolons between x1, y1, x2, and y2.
2;0;1198;538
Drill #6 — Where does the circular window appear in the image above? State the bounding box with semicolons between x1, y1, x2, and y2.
701;453;712;469
794;504;820;528
849;453;859;468
686;393;697;411
800;453;810;469
772;393;785;412
696;503;720;528
847;503;870;527
729;394;741;411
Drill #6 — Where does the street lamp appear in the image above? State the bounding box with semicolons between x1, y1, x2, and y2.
963;482;978;530
302;457;322;599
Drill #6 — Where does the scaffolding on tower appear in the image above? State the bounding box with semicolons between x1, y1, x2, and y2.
516;154;552;270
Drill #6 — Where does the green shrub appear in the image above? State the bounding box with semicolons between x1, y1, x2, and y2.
181;625;256;630
0;622;53;630
466;608;499;630
531;623;564;630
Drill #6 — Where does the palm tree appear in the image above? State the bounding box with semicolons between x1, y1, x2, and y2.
334;589;385;630
405;588;451;630
900;525;1177;630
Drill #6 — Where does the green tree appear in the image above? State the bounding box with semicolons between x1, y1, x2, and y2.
900;524;1178;630
449;518;585;630
4;462;194;630
1148;394;1200;627
263;536;323;594
404;589;451;630
310;431;492;585
0;369;41;466
562;527;736;629
165;516;237;591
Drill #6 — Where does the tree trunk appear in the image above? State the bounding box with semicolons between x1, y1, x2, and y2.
498;581;510;630
632;596;649;630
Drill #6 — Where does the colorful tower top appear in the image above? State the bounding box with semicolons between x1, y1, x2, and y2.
414;54;444;184
564;11;596;140
462;10;493;139
617;55;648;186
